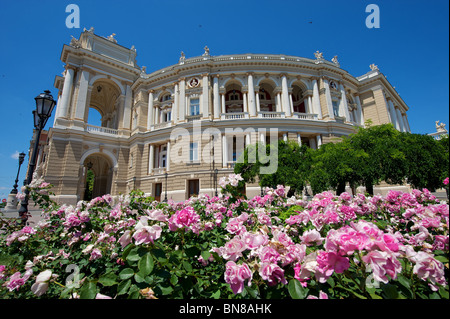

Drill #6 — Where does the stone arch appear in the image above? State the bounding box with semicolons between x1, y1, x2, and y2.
89;75;125;95
79;149;117;199
223;78;244;113
257;78;277;112
291;80;308;113
88;79;122;129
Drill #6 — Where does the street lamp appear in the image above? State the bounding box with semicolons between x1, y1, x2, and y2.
163;172;168;202
18;90;56;224
214;169;218;197
10;152;26;194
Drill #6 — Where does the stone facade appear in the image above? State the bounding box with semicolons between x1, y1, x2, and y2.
39;29;411;205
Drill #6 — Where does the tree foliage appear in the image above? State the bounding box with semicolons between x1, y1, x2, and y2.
235;124;448;196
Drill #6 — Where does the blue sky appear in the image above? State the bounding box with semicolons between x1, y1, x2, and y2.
0;0;448;199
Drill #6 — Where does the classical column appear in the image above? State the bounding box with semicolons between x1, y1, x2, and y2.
166;141;171;171
147;90;154;130
74;69;90;121
202;73;209;118
387;100;399;130
155;107;160;125
172;84;178;123
255;88;261;112
247;73;257;117
55;67;74;121
148;144;154;174
122;84;132;129
243;92;248;113
213;75;220;119
354;95;364;126
275;92;281;112
179;78;186;121
339;84;351;121
396;107;405;132
322;78;334;119
281;74;291;117
306;95;312;114
316;134;323;148
283;133;288;142
297;133;302;146
402;114;410;133
289;92;294;115
222;134;228;167
312;78;323;119
221;93;226;114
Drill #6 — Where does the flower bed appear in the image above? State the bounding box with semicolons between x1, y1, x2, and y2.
0;176;448;299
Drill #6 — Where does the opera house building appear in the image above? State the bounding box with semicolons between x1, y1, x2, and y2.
38;29;411;204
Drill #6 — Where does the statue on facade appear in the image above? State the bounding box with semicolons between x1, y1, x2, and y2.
435;120;447;133
70;36;81;48
314;50;324;60
332;55;340;67
107;33;117;43
369;63;379;71
203;46;210;56
179;51;186;63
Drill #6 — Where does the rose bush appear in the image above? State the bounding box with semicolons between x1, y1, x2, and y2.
0;176;448;299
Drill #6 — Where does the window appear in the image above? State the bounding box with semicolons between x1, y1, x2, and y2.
188;179;200;198
161;94;171;102
190;98;200;116
190;142;198;162
332;100;340;117
164;111;171;122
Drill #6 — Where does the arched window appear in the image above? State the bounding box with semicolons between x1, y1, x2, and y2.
87;107;103;126
292;85;306;113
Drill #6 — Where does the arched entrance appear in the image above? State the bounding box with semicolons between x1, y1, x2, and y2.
80;153;114;200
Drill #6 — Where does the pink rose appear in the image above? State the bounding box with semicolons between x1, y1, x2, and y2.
226;217;246;235
241;232;268;250
259;262;287;286
221;237;247;261
224;261;253;294
443;177;449;185
259;246;280;264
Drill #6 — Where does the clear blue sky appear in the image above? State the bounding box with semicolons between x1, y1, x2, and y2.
0;0;448;199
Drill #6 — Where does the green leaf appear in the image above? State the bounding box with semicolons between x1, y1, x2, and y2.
98;272;118;287
381;283;399;299
211;289;221;299
182;261;193;273
435;255;449;263
117;279;131;295
288;279;308;299
80;280;97;299
119;268;134;280
134;272;146;283
170;274;179;285
138;253;154;276
201;250;211;261
439;286;449;299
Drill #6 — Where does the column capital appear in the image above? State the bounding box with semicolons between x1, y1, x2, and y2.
246;72;255;77
148;89;155;94
178;77;186;82
201;72;209;77
279;72;288;78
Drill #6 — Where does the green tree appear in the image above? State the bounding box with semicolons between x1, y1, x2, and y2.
347;123;407;195
234;140;310;197
399;133;448;191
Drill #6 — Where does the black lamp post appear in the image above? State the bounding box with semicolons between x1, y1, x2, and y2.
163;172;168;202
10;152;26;195
18;90;56;224
214;169;218;197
